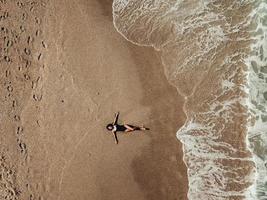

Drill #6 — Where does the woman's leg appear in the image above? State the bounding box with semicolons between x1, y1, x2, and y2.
124;124;149;132
124;124;135;132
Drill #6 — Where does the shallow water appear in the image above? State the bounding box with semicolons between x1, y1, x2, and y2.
112;0;267;199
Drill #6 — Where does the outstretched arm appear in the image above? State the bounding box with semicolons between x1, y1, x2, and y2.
113;131;118;144
113;112;119;125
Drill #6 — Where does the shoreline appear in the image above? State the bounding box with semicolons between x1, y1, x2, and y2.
128;45;188;200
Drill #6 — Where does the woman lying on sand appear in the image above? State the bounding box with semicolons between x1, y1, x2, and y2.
106;112;149;144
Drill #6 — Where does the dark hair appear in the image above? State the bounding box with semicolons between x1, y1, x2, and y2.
106;124;113;131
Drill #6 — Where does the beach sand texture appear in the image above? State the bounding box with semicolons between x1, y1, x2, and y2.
0;0;188;200
2;0;266;200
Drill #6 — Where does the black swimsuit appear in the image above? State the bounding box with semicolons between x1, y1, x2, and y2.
114;124;127;132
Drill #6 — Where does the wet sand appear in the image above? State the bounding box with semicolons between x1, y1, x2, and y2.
0;0;188;199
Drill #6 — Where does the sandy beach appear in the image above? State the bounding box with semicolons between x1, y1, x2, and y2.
0;0;188;200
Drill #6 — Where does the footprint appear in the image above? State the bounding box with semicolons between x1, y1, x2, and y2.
3;47;8;53
37;53;42;61
12;100;17;108
7;85;13;92
30;6;35;12
35;17;41;24
24;73;30;80
5;70;11;77
19;25;26;32
16;126;23;135
6;39;13;48
25;59;31;68
14;115;20;122
33;94;42;101
4;81;11;86
27;36;34;45
36;120;41;127
40;1;47;7
22;12;27;21
31;77;40;89
4;55;11;63
0;11;9;20
36;29;41;37
41;41;47;48
17;1;24;8
18;142;27;154
24;48;31;55
29;193;35;200
0;26;8;34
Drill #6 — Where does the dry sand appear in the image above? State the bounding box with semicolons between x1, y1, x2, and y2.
0;0;188;200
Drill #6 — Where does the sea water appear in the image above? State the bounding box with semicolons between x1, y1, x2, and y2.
112;0;267;199
246;1;267;199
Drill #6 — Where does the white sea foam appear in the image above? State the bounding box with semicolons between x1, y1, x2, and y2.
112;0;266;199
245;1;267;199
